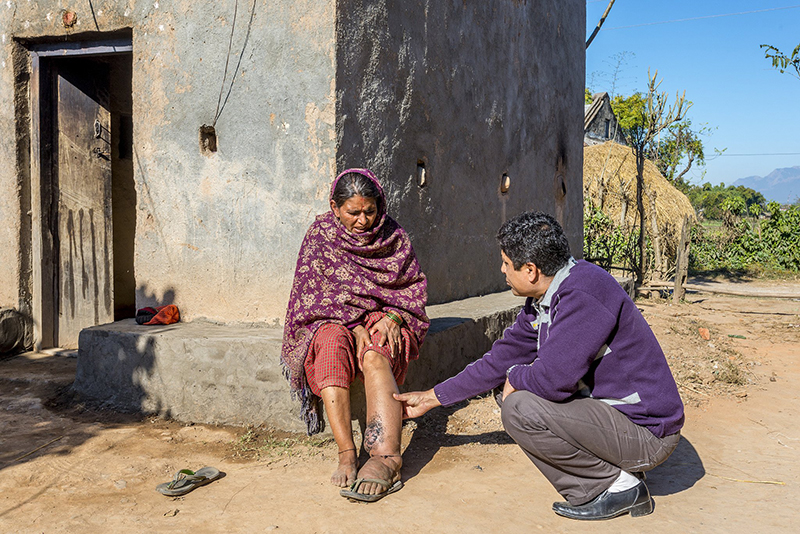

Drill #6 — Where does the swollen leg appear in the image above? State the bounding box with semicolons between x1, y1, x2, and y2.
320;386;357;487
353;350;403;495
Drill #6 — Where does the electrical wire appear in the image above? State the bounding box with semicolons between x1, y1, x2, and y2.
88;0;100;31
213;0;240;127
212;0;257;127
215;0;257;126
604;5;800;31
714;152;800;157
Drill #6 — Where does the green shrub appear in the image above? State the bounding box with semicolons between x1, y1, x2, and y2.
583;202;641;273
689;204;800;274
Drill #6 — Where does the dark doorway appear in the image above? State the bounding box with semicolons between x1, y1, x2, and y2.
32;41;134;348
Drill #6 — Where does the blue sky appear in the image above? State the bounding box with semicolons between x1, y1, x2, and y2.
585;0;800;186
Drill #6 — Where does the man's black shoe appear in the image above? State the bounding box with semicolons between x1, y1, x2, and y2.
552;481;654;520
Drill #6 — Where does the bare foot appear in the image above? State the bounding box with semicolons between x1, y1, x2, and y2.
331;450;358;487
351;454;402;495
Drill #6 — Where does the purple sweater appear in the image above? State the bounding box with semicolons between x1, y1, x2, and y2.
434;260;684;438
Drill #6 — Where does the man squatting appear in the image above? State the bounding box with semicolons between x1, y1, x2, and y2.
395;211;684;521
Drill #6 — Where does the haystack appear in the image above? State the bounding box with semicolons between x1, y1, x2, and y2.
583;141;696;266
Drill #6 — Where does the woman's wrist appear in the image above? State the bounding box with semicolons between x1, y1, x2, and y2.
384;310;403;326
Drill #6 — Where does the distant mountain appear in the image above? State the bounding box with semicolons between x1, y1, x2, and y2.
733;166;800;204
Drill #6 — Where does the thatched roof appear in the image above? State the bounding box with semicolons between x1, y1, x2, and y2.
583;141;696;255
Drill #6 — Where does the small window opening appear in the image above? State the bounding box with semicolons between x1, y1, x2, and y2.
500;173;511;194
200;125;217;154
555;173;567;199
417;161;427;187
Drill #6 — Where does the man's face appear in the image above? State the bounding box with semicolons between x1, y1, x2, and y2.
501;251;531;296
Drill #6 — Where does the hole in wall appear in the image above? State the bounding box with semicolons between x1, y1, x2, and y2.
199;125;217;155
417;161;427;187
555;173;567;199
500;173;511;194
62;11;78;28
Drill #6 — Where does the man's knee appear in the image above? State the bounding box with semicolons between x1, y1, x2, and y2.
501;391;547;436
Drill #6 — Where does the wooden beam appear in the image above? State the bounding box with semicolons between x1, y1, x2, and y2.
29;40;132;58
673;216;690;303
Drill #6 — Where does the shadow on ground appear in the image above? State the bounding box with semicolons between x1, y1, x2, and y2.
0;285;177;486
401;394;514;482
648;435;705;496
401;399;704;500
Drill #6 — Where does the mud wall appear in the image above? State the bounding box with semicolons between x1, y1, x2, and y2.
337;0;586;303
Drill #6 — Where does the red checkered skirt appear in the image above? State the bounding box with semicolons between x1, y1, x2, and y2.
303;311;419;396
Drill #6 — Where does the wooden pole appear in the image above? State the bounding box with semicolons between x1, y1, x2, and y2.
673;216;690;303
586;0;617;49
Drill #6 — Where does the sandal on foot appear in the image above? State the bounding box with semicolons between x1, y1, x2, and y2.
156;467;221;496
340;477;403;502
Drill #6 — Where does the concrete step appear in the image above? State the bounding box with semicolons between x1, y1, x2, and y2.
73;291;523;432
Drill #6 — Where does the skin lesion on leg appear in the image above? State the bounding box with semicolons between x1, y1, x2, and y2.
352;350;404;496
363;415;385;454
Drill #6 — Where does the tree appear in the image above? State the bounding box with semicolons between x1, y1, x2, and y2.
615;71;689;284
613;95;708;194
686;183;766;220
587;51;635;99
761;43;800;80
653;119;708;193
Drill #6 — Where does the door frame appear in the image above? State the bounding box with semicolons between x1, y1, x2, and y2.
28;38;132;350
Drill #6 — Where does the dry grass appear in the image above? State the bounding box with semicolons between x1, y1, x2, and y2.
641;300;758;407
230;426;333;460
584;142;697;261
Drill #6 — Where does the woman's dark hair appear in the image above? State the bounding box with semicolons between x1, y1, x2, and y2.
496;211;571;276
331;172;383;210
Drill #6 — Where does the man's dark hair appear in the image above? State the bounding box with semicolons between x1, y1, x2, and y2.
496;211;571;276
332;172;383;210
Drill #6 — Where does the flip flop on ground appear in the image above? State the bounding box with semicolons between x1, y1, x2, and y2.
156;467;222;496
340;477;403;502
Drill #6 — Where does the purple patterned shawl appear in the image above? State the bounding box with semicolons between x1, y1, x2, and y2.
281;168;429;434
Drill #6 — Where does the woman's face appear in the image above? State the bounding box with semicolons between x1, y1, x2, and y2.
330;195;379;233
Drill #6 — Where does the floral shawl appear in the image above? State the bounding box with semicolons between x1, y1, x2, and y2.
281;168;429;434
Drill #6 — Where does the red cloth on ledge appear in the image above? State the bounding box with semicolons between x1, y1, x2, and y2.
144;305;180;325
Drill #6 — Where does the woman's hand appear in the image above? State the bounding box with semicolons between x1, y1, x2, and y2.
369;314;402;358
352;325;372;357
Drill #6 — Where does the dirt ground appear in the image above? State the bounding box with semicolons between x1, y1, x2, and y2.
1;280;799;534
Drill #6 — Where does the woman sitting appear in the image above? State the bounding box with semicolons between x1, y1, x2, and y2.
281;168;429;502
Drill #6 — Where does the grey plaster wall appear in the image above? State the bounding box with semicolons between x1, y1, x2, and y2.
336;0;586;304
0;0;338;325
0;7;21;308
129;0;337;323
1;0;584;330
